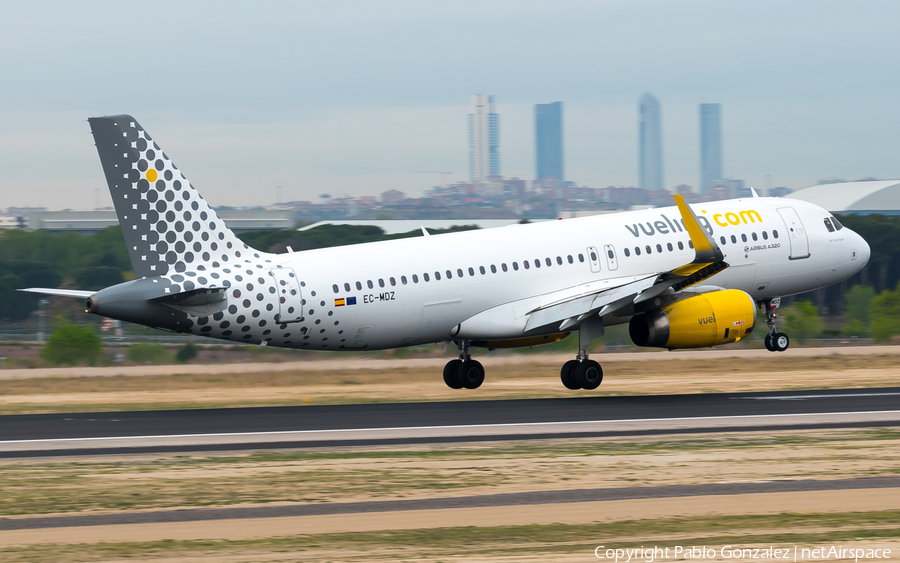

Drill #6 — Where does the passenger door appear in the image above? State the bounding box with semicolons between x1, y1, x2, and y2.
777;207;810;260
586;246;601;273
603;244;618;271
269;266;304;323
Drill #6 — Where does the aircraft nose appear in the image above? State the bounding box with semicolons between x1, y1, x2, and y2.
854;231;871;268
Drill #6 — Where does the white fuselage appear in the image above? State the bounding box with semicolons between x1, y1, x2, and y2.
217;196;867;351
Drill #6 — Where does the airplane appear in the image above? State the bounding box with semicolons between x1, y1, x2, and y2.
23;115;871;390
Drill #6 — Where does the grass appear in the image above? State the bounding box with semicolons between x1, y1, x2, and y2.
1;511;899;562
1;428;898;517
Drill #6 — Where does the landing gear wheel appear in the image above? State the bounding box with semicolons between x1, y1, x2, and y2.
574;360;603;390
773;332;790;352
764;333;776;352
443;359;463;389
560;360;580;390
456;359;485;389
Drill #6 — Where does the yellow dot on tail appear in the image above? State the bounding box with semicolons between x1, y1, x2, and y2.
146;169;158;182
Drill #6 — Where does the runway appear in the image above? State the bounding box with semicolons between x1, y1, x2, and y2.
2;387;899;456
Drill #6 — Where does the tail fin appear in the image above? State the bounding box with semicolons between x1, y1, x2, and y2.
89;115;258;278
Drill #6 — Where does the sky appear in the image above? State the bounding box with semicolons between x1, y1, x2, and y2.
1;0;898;209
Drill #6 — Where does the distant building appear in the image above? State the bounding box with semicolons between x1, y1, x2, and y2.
699;103;722;195
535;101;564;181
381;189;405;204
789;180;900;215
468;94;500;182
769;186;793;198
638;93;664;192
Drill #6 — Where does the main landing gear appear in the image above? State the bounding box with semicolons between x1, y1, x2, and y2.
560;316;604;390
762;298;790;352
559;353;603;390
442;341;485;389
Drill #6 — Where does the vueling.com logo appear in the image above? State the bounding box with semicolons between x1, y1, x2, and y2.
624;208;763;238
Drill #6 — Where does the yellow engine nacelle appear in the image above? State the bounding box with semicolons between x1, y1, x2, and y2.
629;289;756;349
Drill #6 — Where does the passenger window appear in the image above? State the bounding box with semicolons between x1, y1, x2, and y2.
567;255;574;264
367;280;374;289
344;282;351;292
423;273;430;282
412;274;419;283
773;230;779;238
730;235;737;244
435;271;441;280
762;231;768;240
468;267;475;276
390;277;396;286
501;263;508;272
667;242;673;251
635;247;641;256
720;236;726;244
378;278;385;288
457;268;463;277
752;232;758;241
741;234;747;243
590;251;597;261
556;256;563;265
491;265;497;273
332;284;338;294
401;276;407;285
524;261;530;269
513;262;519;270
446;270;452;279
356;281;362;290
656;244;662;253
645;245;652;254
624;248;631;257
578;254;585;262
689;241;694;249
479;266;486;274
534;259;541;268
545;257;551;267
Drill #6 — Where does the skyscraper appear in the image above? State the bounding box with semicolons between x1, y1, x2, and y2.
468;94;500;182
699;103;722;195
535;101;564;181
638;93;664;192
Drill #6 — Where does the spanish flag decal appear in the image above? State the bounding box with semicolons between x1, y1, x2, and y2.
334;298;346;307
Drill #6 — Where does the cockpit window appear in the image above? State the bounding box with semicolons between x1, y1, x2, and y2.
824;217;835;232
831;216;844;230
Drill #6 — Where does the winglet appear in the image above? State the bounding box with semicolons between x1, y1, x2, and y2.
673;194;723;264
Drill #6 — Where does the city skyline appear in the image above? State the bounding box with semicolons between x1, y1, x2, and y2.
535;101;564;181
638;93;664;192
1;2;898;209
700;102;723;194
468;94;500;182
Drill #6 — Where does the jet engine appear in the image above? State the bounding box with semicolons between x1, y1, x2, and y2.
629;289;756;349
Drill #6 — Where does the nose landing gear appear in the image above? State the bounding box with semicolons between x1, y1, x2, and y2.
763;298;790;352
442;340;485;389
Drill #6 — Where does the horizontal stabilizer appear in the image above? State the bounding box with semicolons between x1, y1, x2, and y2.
18;288;94;298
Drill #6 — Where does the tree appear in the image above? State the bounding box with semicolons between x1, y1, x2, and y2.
75;266;124;290
870;284;900;342
39;325;102;365
843;284;875;337
175;342;199;363
782;301;824;343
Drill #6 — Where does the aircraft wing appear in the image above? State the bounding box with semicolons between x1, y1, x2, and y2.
524;195;729;333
